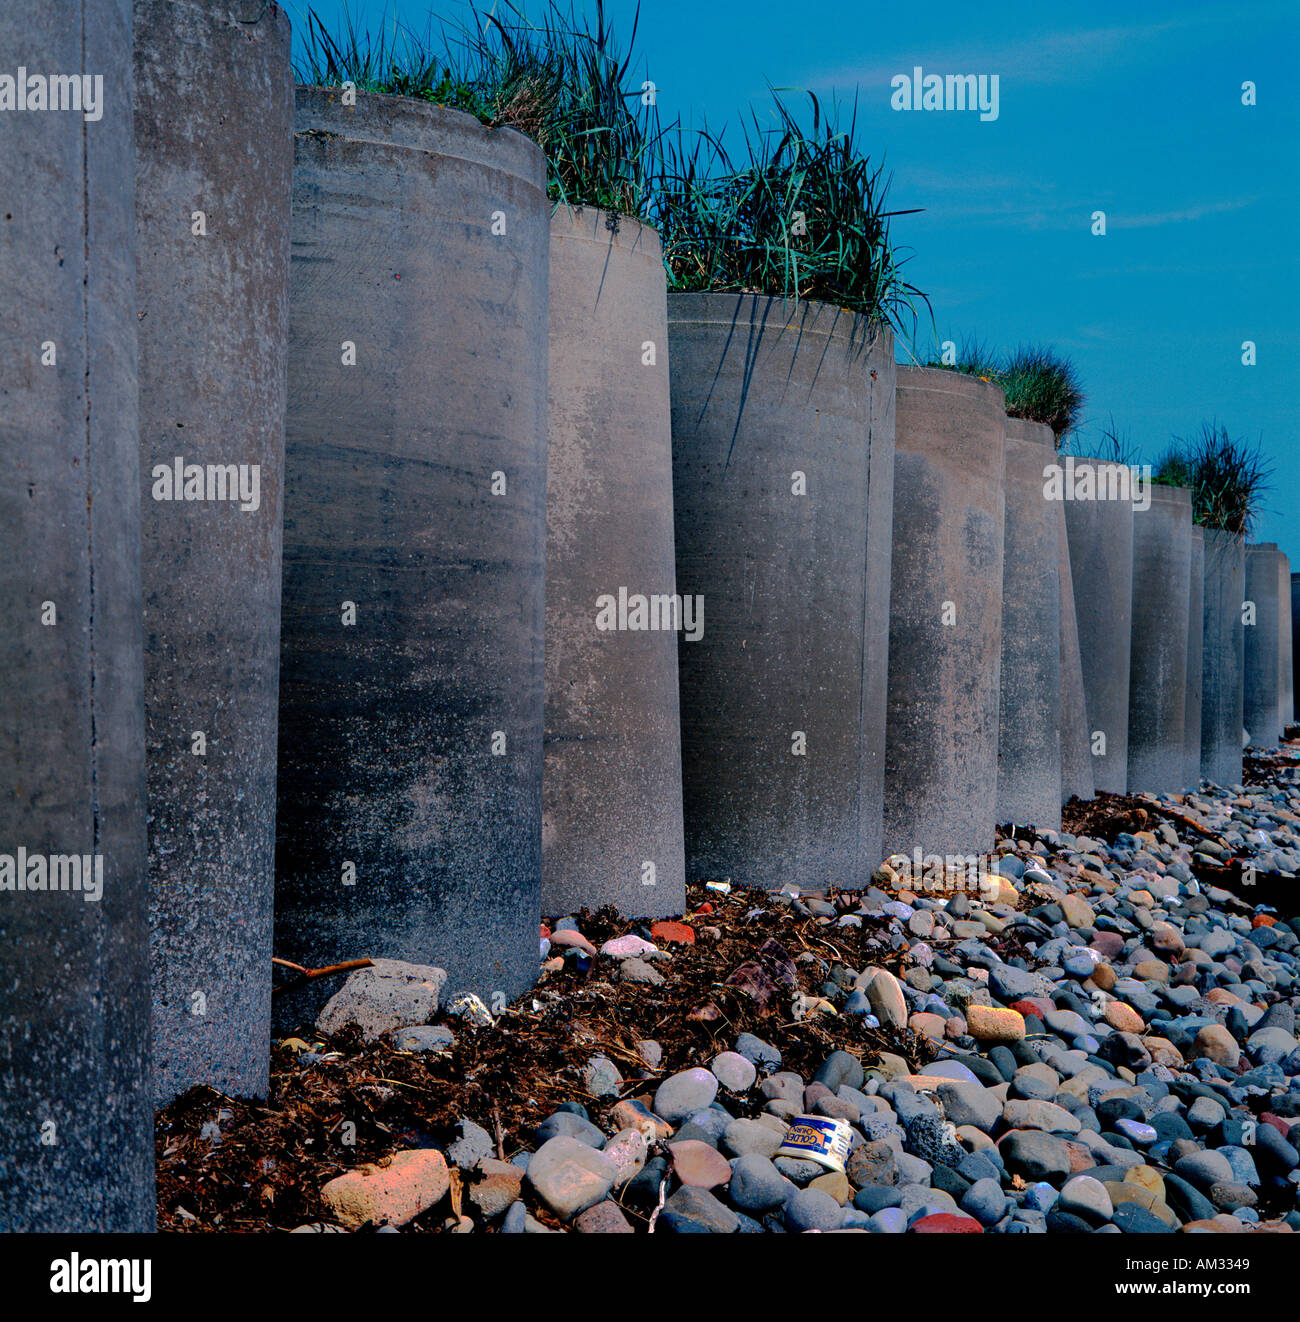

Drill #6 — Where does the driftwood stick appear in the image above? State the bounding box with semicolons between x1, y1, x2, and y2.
271;957;374;997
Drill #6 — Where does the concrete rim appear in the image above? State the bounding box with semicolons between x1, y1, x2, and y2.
164;0;290;32
667;290;885;350
1143;483;1192;507
897;363;1007;412
1004;416;1055;447
550;203;663;264
295;84;545;184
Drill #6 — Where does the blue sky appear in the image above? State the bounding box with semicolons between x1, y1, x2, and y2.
290;0;1299;561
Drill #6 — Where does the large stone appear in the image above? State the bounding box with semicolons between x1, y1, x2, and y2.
602;1128;649;1187
1059;1175;1113;1224
315;960;448;1042
1173;1150;1236;1192
1105;1001;1145;1034
863;968;908;1029
1003;1100;1082;1134
526;1136;619;1220
655;1068;719;1123
989;963;1055;1003
1000;1130;1072;1182
320;1149;449;1228
660;1185;740;1234
784;1188;845;1232
1149;922;1185;959
468;1159;523;1219
722;1118;785;1159
1060;893;1096;928
937;1080;1001;1132
847;1140;901;1189
1191;1024;1240;1069
966;1004;1026;1042
712;1051;758;1092
727;1154;792;1212
669;1140;732;1189
573;1200;634;1233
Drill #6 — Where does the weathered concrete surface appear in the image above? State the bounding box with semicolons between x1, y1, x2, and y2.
275;90;549;1029
1279;553;1294;731
1127;485;1191;794
543;207;684;918
1057;499;1095;805
1293;572;1300;730
0;0;152;1230
996;419;1061;828
135;0;292;1103
1244;543;1284;745
669;294;894;888
1200;531;1245;785
1184;526;1205;788
885;367;1005;857
1063;461;1135;793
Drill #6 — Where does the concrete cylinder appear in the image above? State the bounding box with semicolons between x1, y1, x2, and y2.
1056;500;1095;804
996;419;1061;828
274;89;549;1030
1200;530;1245;784
1293;572;1300;731
0;0;151;1230
885;367;1005;857
134;0;292;1103
1244;543;1283;745
1063;460;1135;793
543;208;684;918
1127;486;1191;793
669;294;894;888
1279;553;1294;731
1184;526;1205;787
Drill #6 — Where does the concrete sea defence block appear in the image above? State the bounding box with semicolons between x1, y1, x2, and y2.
275;89;549;1028
669;293;894;888
1200;531;1245;785
1244;543;1284;745
1184;526;1205;787
134;0;293;1103
996;417;1062;828
1063;459;1135;793
543;206;685;918
1127;485;1191;793
885;366;1005;857
0;0;152;1230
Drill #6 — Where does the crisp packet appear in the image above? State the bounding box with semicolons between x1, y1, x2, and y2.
775;1115;853;1172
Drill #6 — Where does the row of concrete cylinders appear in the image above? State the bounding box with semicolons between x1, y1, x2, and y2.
2;4;1296;1229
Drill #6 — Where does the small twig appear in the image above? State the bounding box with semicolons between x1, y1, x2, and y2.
645;1174;669;1234
271;957;374;997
